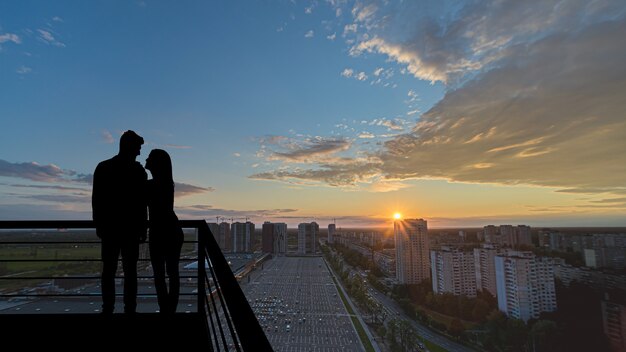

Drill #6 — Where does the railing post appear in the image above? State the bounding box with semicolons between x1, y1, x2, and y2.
199;222;273;351
197;224;207;315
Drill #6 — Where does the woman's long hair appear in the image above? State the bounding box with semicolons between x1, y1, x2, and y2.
148;149;174;186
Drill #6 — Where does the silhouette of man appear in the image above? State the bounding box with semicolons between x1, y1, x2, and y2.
92;130;147;314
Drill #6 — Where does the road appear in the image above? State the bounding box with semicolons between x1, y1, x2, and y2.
367;285;474;352
331;249;474;352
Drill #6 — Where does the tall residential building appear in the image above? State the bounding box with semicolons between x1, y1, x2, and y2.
207;222;231;252
495;252;557;322
431;247;477;297
474;244;500;297
395;218;430;285
601;293;626;352
231;222;255;253
298;222;319;254
500;225;515;246
262;222;287;255
484;224;532;248
484;225;498;243
328;224;336;244
515;225;532;247
219;222;232;252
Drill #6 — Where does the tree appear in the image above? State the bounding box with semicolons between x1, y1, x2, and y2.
530;320;558;352
503;319;529;352
472;299;491;322
448;318;465;338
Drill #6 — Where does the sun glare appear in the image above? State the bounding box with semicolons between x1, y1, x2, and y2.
394;213;402;219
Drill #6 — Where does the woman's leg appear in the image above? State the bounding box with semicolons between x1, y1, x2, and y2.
150;241;168;312
165;239;183;313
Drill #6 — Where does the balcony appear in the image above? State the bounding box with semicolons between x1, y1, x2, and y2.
0;220;273;351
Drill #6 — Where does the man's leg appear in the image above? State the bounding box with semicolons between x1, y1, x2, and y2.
100;239;120;314
121;242;139;313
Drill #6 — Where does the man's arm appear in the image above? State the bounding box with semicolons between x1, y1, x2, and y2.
92;163;103;239
139;164;148;243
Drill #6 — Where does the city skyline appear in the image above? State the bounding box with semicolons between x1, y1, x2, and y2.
2;1;626;227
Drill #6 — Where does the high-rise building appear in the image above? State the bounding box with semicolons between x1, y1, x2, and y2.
515;225;532;247
395;218;430;284
431;247;477;297
484;224;532;248
298;222;319;254
495;252;557;322
207;222;231;252
474;244;501;297
484;225;498;243
262;222;287;255
231;222;255;252
500;225;515;246
328;224;336;244
219;222;231;252
601;293;626;352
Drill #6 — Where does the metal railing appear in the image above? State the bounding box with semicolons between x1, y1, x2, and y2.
0;220;273;351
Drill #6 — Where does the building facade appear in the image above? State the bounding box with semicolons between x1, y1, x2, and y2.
474;244;501;297
262;222;287;255
298;222;319;254
231;221;255;253
431;247;477;297
395;218;430;284
328;223;336;244
495;252;557;322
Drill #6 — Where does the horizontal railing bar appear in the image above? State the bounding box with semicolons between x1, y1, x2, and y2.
0;292;199;297
0;275;199;280
0;220;207;229
0;259;161;262
0;258;196;263
0;241;101;244
0;240;199;244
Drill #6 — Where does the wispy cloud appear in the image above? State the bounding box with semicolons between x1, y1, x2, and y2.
263;136;352;163
341;68;354;78
327;33;337;40
175;205;298;220
250;157;382;187
4;183;89;192
37;29;65;47
0;33;21;44
590;197;626;204
0;159;91;184
16;66;32;74
21;194;89;203
174;182;214;197
341;68;368;82
305;30;314;38
102;130;114;144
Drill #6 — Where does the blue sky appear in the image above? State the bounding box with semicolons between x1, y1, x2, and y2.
2;1;626;227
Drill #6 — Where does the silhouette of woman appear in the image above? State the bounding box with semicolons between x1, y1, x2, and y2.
145;149;184;314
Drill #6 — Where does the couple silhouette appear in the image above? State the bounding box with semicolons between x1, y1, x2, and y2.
92;130;183;314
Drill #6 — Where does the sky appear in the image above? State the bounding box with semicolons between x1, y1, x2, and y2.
1;0;625;228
